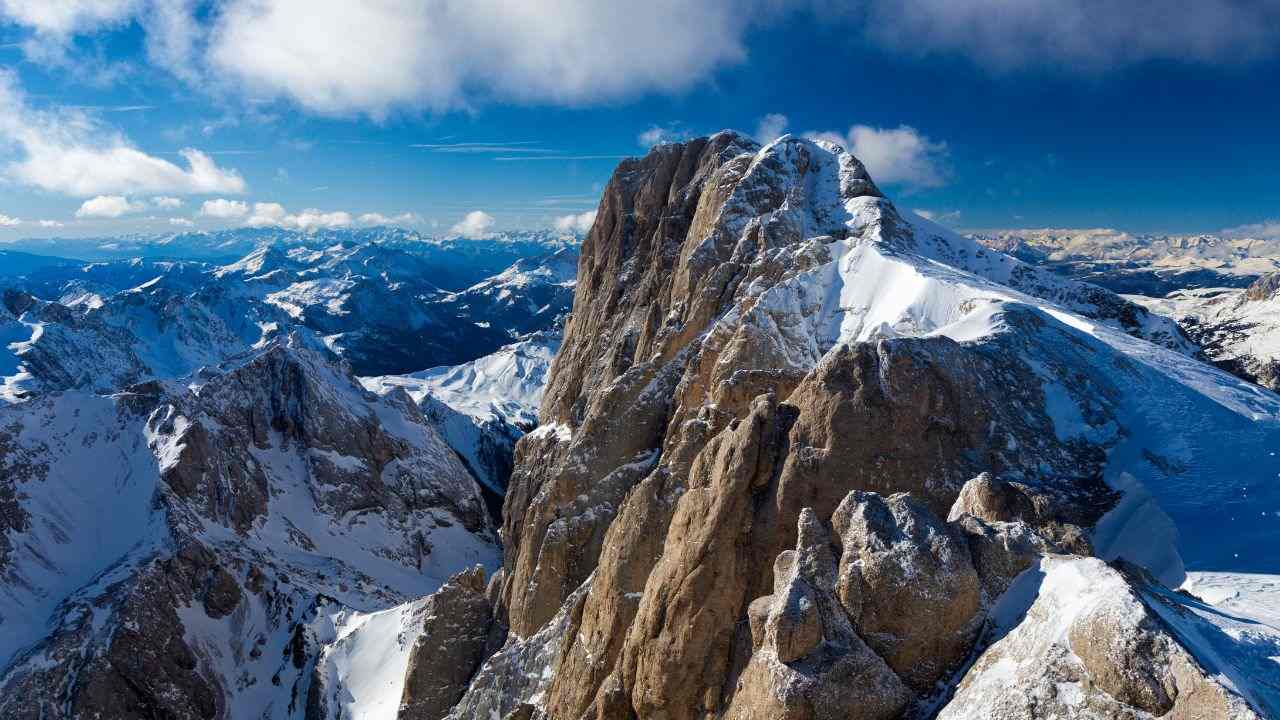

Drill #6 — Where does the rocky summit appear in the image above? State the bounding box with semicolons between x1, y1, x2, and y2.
445;133;1279;719
1;133;1279;719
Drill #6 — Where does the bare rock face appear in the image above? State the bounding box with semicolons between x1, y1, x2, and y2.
948;473;1095;603
726;508;911;720
1244;272;1280;302
947;472;1038;525
399;566;495;720
465;133;1175;719
939;557;1266;720
830;490;982;693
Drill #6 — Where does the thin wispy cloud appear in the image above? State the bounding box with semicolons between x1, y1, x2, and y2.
66;104;157;112
415;145;557;155
410;141;543;149
493;154;631;162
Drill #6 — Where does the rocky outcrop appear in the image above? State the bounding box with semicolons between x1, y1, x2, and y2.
940;557;1266;720
399;566;496;720
452;133;1273;719
726;508;910;720
1245;272;1280;302
830;491;982;693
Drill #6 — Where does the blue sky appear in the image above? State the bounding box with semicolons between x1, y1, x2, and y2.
1;1;1279;240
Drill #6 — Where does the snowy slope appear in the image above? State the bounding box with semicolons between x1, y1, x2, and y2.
941;556;1279;718
363;331;560;495
0;331;500;717
687;151;1280;581
1130;279;1280;392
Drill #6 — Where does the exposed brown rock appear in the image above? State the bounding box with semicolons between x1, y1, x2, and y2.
1245;272;1280;302
399;566;494;720
947;472;1038;525
726;508;911;720
831;490;982;693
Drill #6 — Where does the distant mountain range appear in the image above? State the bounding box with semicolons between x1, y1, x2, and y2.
972;227;1280;295
1;228;576;380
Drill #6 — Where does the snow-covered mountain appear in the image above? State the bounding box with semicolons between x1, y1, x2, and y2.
0;332;499;717
5;136;1280;718
0;236;576;389
2;226;577;274
0;230;579;716
363;330;561;497
974;227;1280;295
1130;273;1280;392
421;133;1277;719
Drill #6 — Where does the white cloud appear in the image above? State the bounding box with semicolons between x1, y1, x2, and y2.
203;1;758;118
0;70;246;197
0;0;138;36
6;0;1280;123
75;195;144;218
553;210;597;234
1222;220;1280;240
357;212;419;227
848;0;1280;71
449;210;496;239
244;202;286;227
754;113;789;144
288;208;351;230
169;217;194;227
0;213;18;226
151;195;183;209
199;198;249;218
245;202;351;230
805;124;948;189
38;219;64;227
638;125;693;148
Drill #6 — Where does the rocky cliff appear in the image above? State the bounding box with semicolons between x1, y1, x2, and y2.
430;133;1278;718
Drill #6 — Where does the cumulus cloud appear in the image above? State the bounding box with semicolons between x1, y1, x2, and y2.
199;198;249;218
6;0;1280;124
805;124;948;189
845;0;1280;71
0;71;246;197
38;219;64;227
0;213;18;226
199;1;758;118
754;113;789;144
169;217;195;227
553;210;597;234
151;195;183;209
357;211;419;227
0;0;138;61
1222;219;1280;240
449;210;496;239
75;195;145;218
0;0;138;35
244;202;351;230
